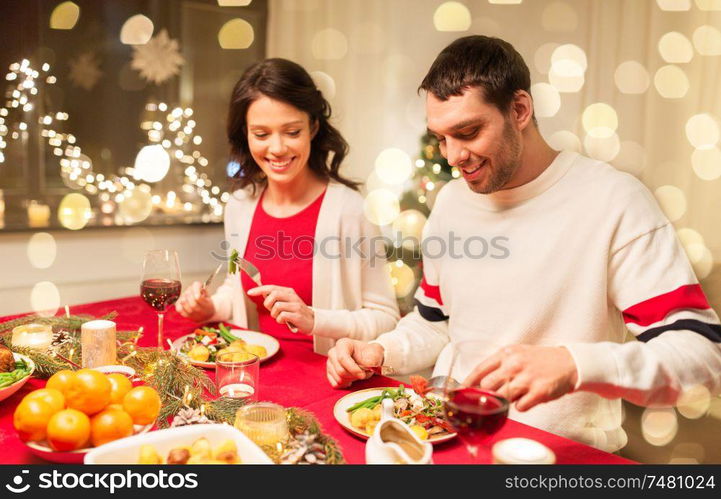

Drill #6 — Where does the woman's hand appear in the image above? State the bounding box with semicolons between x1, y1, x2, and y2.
175;281;216;323
247;285;314;334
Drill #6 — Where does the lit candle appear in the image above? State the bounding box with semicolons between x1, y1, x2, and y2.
492;438;556;464
81;320;117;368
11;323;53;351
27;201;51;227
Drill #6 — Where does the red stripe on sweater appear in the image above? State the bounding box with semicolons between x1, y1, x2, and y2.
420;277;443;306
622;284;710;327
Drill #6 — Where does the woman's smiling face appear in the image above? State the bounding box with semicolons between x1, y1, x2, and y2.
246;94;317;187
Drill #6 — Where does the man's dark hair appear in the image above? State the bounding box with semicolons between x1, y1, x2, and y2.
419;35;532;115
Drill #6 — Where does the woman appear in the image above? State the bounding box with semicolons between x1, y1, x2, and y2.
176;58;399;354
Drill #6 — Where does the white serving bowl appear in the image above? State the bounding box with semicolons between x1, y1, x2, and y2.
0;353;35;402
84;424;273;464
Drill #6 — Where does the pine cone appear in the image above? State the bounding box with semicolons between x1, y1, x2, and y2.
170;407;211;427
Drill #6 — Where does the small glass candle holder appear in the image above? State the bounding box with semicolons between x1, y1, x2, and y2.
81;320;117;368
216;351;259;401
234;402;289;451
11;323;53;351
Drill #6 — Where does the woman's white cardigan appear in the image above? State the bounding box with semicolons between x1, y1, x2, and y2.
209;181;400;355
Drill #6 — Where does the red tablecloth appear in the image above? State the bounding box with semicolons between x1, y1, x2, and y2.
0;297;633;464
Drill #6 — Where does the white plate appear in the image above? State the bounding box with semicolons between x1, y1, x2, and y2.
172;329;280;369
84;424;273;464
333;387;457;445
0;353;35;402
26;423;154;464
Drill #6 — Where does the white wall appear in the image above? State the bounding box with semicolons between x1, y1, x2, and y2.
0;225;224;316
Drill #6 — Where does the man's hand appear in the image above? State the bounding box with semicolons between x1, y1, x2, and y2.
326;339;385;388
175;281;215;323
463;345;579;412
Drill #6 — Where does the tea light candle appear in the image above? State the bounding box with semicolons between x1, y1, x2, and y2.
492;438;556;464
11;323;53;351
81;320;117;368
27;201;51;227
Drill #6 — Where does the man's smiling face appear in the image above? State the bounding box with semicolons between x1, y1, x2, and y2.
426;87;523;194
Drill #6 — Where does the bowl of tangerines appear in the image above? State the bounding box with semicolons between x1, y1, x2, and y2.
13;368;161;463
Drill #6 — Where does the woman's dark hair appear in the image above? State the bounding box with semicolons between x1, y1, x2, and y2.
227;58;358;192
419;35;532;118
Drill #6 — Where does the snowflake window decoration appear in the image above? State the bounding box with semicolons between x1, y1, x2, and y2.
131;29;185;85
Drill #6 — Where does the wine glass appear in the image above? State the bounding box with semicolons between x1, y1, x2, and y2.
140;250;181;350
440;340;509;461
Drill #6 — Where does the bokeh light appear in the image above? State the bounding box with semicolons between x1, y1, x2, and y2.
549;44;587;93
392;210;427;250
30;281;60;317
218;18;254;49
687;243;714;279
366;171;404;198
547;130;581;153
614;61;650;94
658;32;694;63
676;385;711;419
387;262;417;298
582;103;618;138
695;0;721;10
217;0;253;5
584;133;621;162
677;227;705;249
134;145;170;183
364;189;400;226
641;407;679;446
310;71;336;100
530;83;561;118
433;2;471;32
685;113;720;149
50;1;80;30
670;442;705;464
58;193;91;230
541;2;578;32
693;25;721;55
654;185;687;221
118;189;153;224
692;147;721;180
27;232;57;269
312;29;348;60
654;65;689;98
534;42;559;75
375;148;413;185
120;14;154;45
656;0;691;9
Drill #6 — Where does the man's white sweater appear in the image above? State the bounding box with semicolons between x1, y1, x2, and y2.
373;151;721;452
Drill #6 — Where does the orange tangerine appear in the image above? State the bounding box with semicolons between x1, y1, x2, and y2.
23;388;65;414
107;373;133;404
46;409;91;451
46;370;76;397
65;369;111;415
13;398;54;442
122;386;161;425
90;408;134;447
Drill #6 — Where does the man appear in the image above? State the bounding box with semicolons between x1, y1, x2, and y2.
326;36;721;451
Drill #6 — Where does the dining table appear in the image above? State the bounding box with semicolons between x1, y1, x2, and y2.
0;296;634;465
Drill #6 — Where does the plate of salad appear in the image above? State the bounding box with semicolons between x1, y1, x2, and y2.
333;382;457;444
172;324;279;369
0;353;35;402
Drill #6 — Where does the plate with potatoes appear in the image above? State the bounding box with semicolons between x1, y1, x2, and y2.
173;326;280;369
84;424;273;464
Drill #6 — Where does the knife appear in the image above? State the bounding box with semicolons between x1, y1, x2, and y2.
202;263;224;291
234;255;300;333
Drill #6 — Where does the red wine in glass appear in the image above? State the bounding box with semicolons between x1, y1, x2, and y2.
141;250;181;350
443;387;509;459
141;278;181;312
